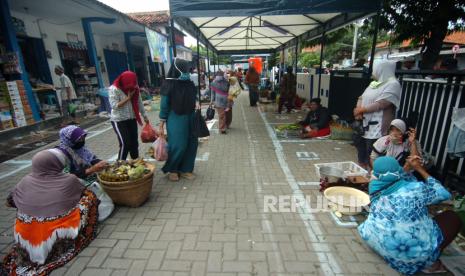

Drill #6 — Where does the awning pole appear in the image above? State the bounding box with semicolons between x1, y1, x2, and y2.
317;31;325;97
197;32;201;104
294;38;298;74
214;53;217;73
206;46;211;97
170;18;177;59
368;5;381;75
280;48;285;84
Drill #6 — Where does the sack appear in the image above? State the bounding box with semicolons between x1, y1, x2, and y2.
153;137;168;161
88;182;114;222
206;105;215;121
141;123;158;143
193;109;210;138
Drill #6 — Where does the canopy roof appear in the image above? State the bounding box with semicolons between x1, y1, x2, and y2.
169;0;380;55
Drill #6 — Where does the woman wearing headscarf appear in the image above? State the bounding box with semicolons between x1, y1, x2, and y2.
159;58;198;182
56;125;108;185
109;71;149;160
278;66;296;114
245;66;260;107
353;61;402;169
211;71;230;134
3;150;98;275
358;156;462;274
226;71;242;128
370;119;422;168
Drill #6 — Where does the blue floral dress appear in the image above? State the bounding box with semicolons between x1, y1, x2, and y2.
358;177;451;275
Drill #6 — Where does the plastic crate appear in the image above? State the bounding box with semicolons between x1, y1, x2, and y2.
314;161;368;179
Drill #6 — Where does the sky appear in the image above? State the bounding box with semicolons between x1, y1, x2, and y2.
97;0;197;46
98;0;170;13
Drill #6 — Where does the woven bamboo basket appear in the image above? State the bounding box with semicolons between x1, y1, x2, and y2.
97;163;155;207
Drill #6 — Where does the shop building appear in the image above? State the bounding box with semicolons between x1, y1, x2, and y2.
0;0;170;131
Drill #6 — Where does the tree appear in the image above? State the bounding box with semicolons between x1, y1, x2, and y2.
380;0;465;69
300;24;389;65
298;52;320;68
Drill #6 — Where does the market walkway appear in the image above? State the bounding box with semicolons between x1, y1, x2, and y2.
0;93;399;275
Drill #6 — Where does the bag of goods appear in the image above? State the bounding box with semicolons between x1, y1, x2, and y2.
206;105;215;121
330;121;353;141
88;181;114;221
141;122;158;143
153;137;168;161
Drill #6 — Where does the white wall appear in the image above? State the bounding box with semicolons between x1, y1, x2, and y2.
296;70;330;107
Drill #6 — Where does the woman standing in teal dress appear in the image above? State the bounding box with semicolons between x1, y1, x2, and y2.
159;58;198;182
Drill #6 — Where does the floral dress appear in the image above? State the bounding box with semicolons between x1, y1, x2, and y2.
358;177;451;275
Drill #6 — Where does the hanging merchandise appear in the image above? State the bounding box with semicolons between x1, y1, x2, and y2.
0;52;22;75
447;107;465;158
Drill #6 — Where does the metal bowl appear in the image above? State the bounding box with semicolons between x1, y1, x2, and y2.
319;166;345;183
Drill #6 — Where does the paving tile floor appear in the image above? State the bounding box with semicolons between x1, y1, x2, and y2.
0;93;401;275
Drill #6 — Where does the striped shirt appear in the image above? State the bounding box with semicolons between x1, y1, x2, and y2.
108;85;146;122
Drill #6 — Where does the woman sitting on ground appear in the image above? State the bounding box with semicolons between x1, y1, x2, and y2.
370;119;423;169
298;98;331;138
56;125;108;186
358;156;462;275
3;150;98;275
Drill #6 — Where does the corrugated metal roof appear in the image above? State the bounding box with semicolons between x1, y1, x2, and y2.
169;0;380;54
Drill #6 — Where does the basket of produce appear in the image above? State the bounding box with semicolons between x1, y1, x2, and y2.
97;159;155;207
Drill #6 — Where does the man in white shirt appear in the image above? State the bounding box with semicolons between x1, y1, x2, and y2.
54;65;77;123
190;68;199;88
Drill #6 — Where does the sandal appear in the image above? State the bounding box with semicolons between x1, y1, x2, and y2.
168;173;179;182
422;260;447;274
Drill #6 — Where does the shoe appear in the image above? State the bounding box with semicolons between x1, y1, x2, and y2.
180;172;196;180
168;173;179;182
221;131;227;134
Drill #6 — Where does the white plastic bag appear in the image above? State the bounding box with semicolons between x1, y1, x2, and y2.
88;182;114;222
153;137;168;161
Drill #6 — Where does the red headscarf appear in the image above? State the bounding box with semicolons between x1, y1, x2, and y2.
113;71;143;125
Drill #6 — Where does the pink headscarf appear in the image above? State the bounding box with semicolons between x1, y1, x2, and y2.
11;150;84;217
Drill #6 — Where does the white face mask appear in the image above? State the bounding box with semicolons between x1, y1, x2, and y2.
389;134;402;145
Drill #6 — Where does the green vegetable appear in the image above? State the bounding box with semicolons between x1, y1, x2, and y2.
128;165;145;180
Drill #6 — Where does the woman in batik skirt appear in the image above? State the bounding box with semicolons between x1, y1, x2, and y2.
2;150;98;275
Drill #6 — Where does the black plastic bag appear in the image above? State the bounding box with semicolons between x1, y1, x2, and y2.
193;109;210;138
351;120;365;146
206;105;215;121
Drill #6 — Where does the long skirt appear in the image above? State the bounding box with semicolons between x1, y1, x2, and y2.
162;111;198;174
2;189;98;276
